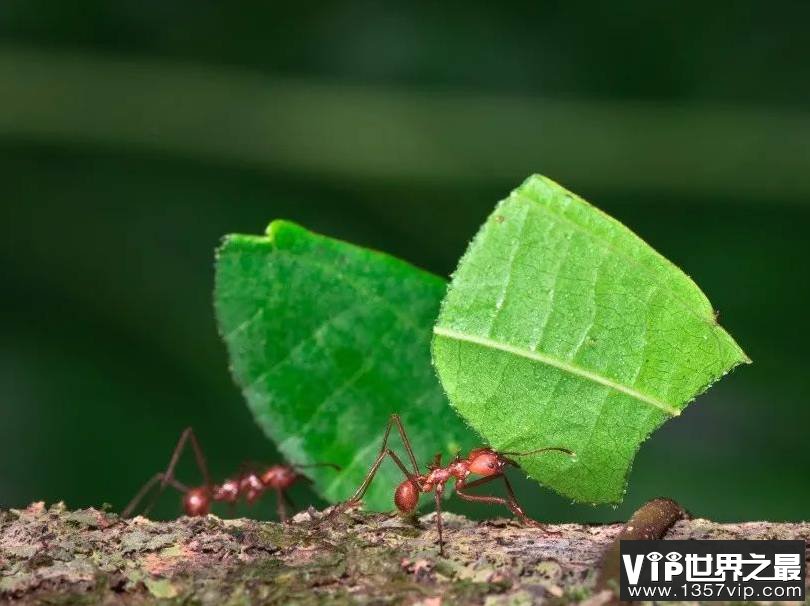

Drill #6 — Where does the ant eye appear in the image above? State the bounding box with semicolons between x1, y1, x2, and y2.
488;462;495;468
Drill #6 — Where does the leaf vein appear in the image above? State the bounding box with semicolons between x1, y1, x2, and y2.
513;190;714;324
433;326;680;416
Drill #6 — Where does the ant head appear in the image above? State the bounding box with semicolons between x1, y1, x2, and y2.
261;465;298;489
183;487;211;517
467;448;508;477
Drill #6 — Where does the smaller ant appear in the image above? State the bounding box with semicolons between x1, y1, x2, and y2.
319;414;574;555
122;427;339;521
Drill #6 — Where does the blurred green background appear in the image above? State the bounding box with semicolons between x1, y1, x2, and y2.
1;2;808;523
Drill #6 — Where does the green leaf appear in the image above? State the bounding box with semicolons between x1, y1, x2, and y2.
432;175;750;504
214;220;477;511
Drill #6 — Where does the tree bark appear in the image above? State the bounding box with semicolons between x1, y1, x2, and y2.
1;501;807;605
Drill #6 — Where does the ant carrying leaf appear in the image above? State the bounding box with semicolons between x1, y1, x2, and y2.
317;414;574;554
123;427;339;521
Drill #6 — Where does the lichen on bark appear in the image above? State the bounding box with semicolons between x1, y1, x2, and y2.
1;502;808;605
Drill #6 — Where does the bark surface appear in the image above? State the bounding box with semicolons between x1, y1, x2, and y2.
0;502;807;605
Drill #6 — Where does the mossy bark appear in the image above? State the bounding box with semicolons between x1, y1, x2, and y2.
1;501;807;605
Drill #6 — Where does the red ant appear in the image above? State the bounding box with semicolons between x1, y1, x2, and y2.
122;427;339;521
319;414;574;555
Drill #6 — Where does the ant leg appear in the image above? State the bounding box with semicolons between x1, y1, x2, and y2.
122;473;189;518
348;447;418;499
322;413;421;512
283;490;296;512
316;448;416;526
430;453;442;469
162;427;211;489
455;476;522;519
384;414;421;475
315;415;421;526
123;428;208;519
495;474;560;534
315;450;387;525
498;474;549;529
358;413;422;486
456;475;557;533
434;484;445;556
275;488;288;523
385;449;419;482
123;473;163;518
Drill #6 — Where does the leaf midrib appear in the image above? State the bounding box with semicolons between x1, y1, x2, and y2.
433;325;680;416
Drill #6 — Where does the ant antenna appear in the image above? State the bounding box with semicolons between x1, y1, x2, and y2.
295;462;342;471
500;446;575;457
499;446;575;468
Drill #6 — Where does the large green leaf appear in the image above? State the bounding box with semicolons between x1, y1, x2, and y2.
214;220;477;511
432;175;749;504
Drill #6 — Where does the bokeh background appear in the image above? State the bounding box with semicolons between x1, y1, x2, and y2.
2;2;808;523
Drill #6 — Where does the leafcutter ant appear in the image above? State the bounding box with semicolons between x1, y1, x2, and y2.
318;414;574;554
122;427;339;521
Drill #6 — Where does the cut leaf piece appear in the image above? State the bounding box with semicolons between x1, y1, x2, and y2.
215;220;477;511
432;175;749;504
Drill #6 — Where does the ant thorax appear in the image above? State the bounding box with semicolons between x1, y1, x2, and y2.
420;460;470;492
239;473;265;503
213;479;240;503
422;467;451;491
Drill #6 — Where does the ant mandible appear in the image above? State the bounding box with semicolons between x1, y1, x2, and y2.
122;427;339;521
319;414;574;555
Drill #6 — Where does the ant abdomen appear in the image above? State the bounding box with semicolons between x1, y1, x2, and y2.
394;479;419;513
183;487;211;516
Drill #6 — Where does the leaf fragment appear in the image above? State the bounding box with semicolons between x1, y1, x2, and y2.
432;175;749;504
215;220;477;510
